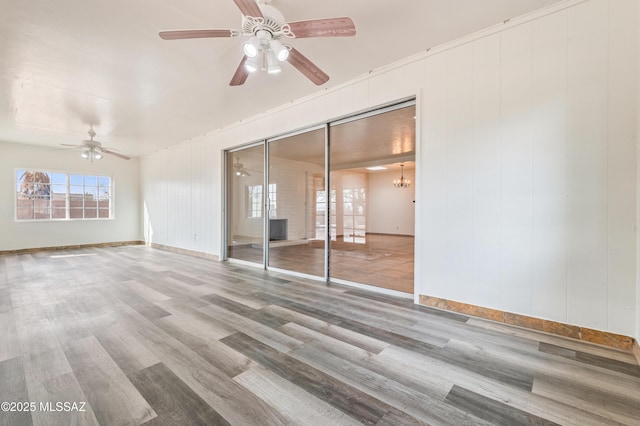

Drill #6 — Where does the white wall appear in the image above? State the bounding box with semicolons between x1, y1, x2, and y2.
141;0;639;337
637;0;640;344
0;141;141;250
367;169;415;236
141;139;218;254
423;0;637;336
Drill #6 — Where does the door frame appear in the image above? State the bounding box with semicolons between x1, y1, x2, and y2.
222;97;418;298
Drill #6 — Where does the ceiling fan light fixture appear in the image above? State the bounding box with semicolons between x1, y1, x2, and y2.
268;64;281;74
266;50;281;74
243;36;260;58
81;150;90;159
270;39;289;61
245;56;259;73
94;152;103;160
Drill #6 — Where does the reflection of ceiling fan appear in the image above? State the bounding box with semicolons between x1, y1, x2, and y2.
61;130;131;161
232;158;255;177
159;0;356;86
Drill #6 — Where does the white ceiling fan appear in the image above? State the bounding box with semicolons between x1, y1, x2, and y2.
159;0;356;86
61;130;131;161
232;158;254;177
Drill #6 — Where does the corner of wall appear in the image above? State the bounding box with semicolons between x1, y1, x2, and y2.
637;0;640;347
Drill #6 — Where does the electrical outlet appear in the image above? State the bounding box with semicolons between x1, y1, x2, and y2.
193;233;198;241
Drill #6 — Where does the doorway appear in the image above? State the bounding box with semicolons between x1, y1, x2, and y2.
225;100;415;294
328;104;416;293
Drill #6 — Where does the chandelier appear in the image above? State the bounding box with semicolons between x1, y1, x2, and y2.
393;164;410;188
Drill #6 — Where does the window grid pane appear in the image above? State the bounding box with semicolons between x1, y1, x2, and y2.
246;185;263;219
268;183;277;218
16;171;111;221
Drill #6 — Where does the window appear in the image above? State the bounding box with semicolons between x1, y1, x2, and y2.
315;189;326;239
246;184;277;219
246;185;262;218
268;183;277;218
16;170;112;221
343;187;366;244
315;187;336;240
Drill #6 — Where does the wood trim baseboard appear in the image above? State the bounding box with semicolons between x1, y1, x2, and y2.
150;243;219;261
419;295;635;351
0;241;144;255
634;340;640;366
365;232;415;237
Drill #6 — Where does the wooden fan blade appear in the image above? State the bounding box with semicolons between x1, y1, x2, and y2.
100;148;130;160
230;56;250;86
232;0;263;18
287;47;329;86
287;17;356;38
159;29;235;40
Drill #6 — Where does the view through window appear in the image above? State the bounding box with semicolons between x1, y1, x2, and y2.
16;170;112;220
246;184;277;219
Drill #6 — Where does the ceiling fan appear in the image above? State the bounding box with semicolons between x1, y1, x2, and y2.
61;130;131;161
159;0;356;86
232;158;253;177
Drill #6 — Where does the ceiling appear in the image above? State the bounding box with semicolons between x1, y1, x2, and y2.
1;0;562;158
270;104;416;169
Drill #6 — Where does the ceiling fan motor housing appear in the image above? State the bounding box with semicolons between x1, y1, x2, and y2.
242;4;290;40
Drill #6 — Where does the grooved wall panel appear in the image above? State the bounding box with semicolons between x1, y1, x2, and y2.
445;44;474;303
606;0;638;336
530;10;568;324
566;0;609;329
470;33;501;309
500;22;534;315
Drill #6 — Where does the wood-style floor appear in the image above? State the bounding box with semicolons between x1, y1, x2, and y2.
1;246;639;425
230;234;415;293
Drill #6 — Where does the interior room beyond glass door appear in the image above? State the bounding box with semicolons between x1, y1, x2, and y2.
329;104;416;293
226;145;265;264
267;128;326;277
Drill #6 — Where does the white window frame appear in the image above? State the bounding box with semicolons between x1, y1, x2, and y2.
246;183;278;219
15;168;114;222
246;184;263;219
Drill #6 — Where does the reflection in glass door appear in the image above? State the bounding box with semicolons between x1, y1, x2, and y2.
226;145;265;264
329;104;416;293
267;128;326;277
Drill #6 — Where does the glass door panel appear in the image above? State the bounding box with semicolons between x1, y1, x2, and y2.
329;104;416;293
267;128;326;277
226;145;265;264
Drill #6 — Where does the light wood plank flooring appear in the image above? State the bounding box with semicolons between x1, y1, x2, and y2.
0;246;638;425
230;234;415;293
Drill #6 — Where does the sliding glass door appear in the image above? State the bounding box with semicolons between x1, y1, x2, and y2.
267;127;326;278
328;104;416;293
226;144;265;264
224;100;415;294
